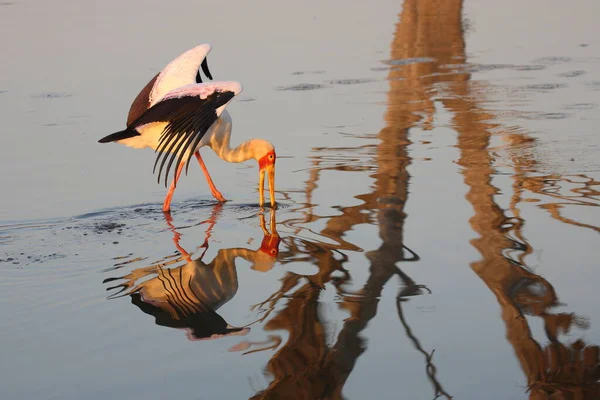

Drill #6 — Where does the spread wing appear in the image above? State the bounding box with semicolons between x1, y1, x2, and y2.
126;73;159;126
126;44;213;126
128;81;242;187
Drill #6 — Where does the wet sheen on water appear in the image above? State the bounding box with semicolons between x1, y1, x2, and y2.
1;0;599;399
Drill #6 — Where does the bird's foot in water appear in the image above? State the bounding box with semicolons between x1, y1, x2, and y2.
162;198;173;213
211;190;227;202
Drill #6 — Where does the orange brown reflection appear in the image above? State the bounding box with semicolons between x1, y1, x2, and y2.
99;0;600;397
451;80;600;398
241;1;469;399
427;3;600;400
254;0;599;399
104;208;280;341
455;128;600;396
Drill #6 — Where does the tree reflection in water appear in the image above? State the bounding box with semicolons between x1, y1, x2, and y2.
104;0;599;398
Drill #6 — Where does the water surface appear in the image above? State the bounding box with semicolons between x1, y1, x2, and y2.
1;0;599;399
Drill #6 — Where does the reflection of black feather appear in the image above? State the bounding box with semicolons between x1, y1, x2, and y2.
130;293;244;340
123;90;235;186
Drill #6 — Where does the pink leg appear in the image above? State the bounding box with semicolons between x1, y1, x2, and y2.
163;162;185;213
195;151;226;202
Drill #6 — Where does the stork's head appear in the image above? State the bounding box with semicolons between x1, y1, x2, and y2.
251;140;276;208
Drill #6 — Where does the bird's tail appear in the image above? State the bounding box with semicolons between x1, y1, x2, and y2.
98;128;140;143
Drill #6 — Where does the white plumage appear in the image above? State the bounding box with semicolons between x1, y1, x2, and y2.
149;44;213;107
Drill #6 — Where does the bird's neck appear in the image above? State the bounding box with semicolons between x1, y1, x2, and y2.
212;131;256;163
208;113;256;163
208;112;273;164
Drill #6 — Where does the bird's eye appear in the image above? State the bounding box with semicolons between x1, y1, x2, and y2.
268;154;274;160
271;249;277;255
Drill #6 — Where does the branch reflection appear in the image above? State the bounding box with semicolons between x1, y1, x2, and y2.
427;1;600;398
257;0;599;397
242;1;466;398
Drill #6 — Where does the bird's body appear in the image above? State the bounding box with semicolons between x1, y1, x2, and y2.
110;82;241;157
117;111;228;151
99;44;276;211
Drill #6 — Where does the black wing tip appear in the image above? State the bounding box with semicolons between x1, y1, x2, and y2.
214;91;235;108
201;58;213;80
98;129;140;143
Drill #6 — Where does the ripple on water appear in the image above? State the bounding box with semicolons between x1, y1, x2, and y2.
75;199;289;224
0;252;67;266
43;122;76;127
522;83;568;91
462;63;515;72
585;81;600;91
532;56;572;65
91;222;126;234
535;112;571;120
275;83;327;91
442;63;547;73
563;103;597;111
558;70;587;78
510;64;546;71
31;92;73;99
1;199;245;269
327;78;377;85
291;70;326;75
499;110;571;120
229;202;292;214
371;66;392;71
384;57;435;66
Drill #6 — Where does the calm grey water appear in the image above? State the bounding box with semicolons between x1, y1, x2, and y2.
1;0;599;399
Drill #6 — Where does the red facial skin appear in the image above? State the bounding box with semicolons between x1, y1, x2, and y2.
258;150;276;170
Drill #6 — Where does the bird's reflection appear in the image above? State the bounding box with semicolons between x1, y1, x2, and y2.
105;209;280;341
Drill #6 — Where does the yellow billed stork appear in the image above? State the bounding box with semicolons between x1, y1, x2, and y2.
98;45;276;212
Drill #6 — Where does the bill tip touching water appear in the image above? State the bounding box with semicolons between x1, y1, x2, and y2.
98;43;277;212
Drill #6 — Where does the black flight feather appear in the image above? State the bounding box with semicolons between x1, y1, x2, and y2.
98;128;140;143
201;58;213;80
123;90;236;187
